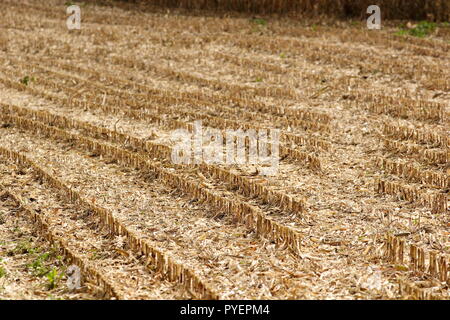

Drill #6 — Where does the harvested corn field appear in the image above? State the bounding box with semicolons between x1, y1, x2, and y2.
0;0;448;301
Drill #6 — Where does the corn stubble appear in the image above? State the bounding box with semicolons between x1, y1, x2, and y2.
1;0;448;300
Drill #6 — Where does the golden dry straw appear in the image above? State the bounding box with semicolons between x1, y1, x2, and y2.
58;52;332;127
383;122;449;148
0;102;308;215
0;188;122;299
0;113;304;256
0;147;220;300
398;279;443;300
224;35;448;92
111;55;300;100
2;61;326;165
383;139;449;166
0;59;330;155
384;234;448;284
3;47;333;140
12;52;333;151
369;102;445;122
375;157;449;189
375;179;447;214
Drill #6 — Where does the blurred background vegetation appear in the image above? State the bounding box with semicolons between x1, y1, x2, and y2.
117;0;449;21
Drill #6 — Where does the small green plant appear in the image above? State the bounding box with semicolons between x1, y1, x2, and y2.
394;30;407;36
254;77;263;83
28;252;52;277
9;240;36;256
19;76;35;86
409;21;436;37
396;21;437;38
46;267;62;290
20;76;30;86
251;18;267;26
0;266;6;278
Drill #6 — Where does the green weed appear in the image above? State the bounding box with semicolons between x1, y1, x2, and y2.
0;266;6;278
19;76;35;86
28;252;52;277
46;267;62;290
396;21;437;38
251;18;267;26
9;240;36;256
409;21;436;37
